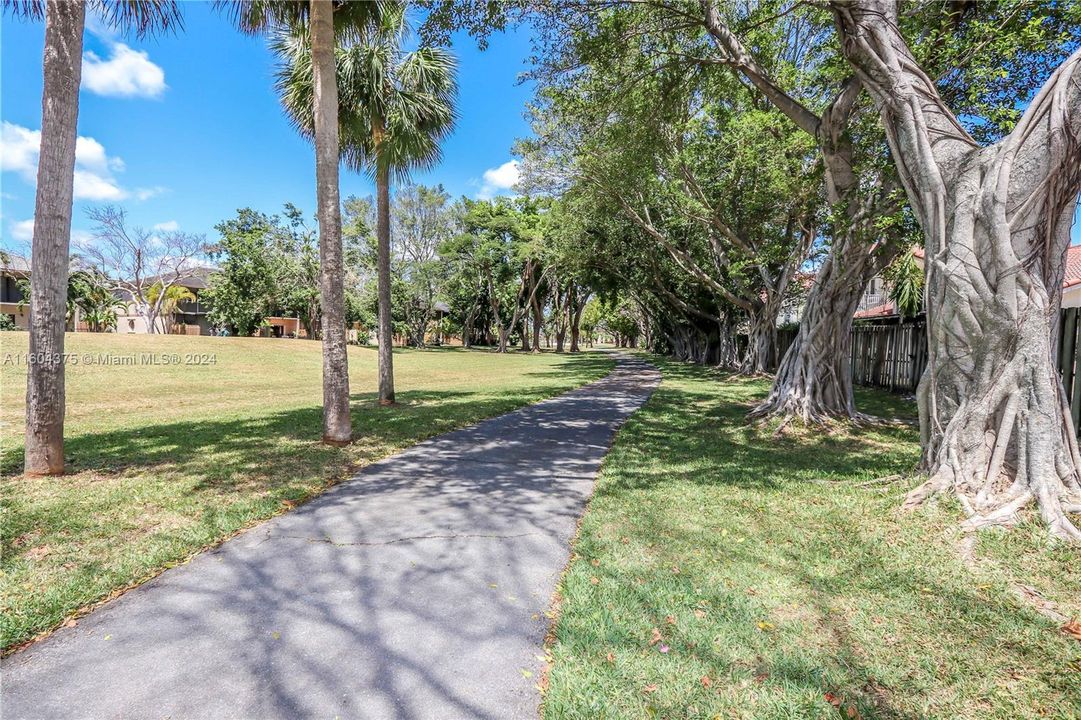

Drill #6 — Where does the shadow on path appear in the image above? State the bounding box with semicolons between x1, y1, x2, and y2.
2;354;659;720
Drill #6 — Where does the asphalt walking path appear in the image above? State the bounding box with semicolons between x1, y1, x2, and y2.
2;353;660;720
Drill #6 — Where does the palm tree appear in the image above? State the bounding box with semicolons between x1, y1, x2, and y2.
274;3;458;405
5;1;183;475
146;282;197;333
218;1;383;444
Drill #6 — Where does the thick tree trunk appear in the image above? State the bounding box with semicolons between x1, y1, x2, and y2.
24;0;84;476
740;309;774;374
375;162;395;404
531;296;543;352
311;0;351;443
750;237;887;421
833;1;1081;540
701;3;902;421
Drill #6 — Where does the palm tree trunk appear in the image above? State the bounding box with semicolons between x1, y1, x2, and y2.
24;0;85;476
311;0;351;445
376;160;395;404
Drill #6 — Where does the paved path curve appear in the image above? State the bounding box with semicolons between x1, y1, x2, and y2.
3;354;659;720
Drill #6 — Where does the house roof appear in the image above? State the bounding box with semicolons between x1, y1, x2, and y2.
1064;245;1081;289
856;244;1081;319
0;253;31;274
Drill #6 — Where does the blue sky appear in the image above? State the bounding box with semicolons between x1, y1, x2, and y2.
1;3;533;251
1;5;1078;253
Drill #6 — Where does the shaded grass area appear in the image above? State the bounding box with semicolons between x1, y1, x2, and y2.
544;356;1080;720
0;333;613;650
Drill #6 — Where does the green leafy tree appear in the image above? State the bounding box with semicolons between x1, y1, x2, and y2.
204;209;278;336
67;269;124;332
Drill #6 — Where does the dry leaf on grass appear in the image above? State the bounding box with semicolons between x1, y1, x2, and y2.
1062;618;1081;641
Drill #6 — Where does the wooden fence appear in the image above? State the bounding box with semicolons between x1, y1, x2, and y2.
1058;307;1081;431
850;320;928;393
773;308;1081;403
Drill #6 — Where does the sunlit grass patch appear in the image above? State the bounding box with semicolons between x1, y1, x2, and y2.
544;354;1080;720
1;333;613;650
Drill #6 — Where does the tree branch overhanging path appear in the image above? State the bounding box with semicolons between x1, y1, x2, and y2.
1;355;661;720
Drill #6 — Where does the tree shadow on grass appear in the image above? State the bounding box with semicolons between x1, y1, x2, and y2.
547;359;1077;719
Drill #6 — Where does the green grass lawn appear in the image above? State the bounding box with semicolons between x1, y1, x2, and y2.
0;332;613;650
544;356;1080;720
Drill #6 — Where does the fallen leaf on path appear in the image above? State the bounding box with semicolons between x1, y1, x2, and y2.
271;631;281;640
520;669;533;678
63;619;77;628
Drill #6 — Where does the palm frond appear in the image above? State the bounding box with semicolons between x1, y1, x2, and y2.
6;0;184;37
271;0;458;181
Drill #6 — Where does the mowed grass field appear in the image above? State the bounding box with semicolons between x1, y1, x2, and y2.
0;332;613;650
543;357;1081;720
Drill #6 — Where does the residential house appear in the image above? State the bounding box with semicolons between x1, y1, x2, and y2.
0;253;31;329
854;245;1081;321
115;268;214;335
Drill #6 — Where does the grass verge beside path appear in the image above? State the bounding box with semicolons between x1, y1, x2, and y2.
1;333;613;651
544;355;1080;720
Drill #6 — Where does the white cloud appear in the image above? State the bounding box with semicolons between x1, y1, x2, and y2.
0;123;41;179
153;220;179;232
477;160;520;200
8;219;94;246
82;42;166;98
135;186;167;201
1;121;132;201
11;218;35;242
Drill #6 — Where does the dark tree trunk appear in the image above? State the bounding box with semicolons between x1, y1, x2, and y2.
375;160;395;404
24;0;85;475
312;0;351;443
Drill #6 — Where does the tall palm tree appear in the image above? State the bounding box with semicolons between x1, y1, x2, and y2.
218;1;383;444
274;3;458;405
5;1;183;475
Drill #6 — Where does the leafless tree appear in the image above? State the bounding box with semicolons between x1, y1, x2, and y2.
80;206;206;334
